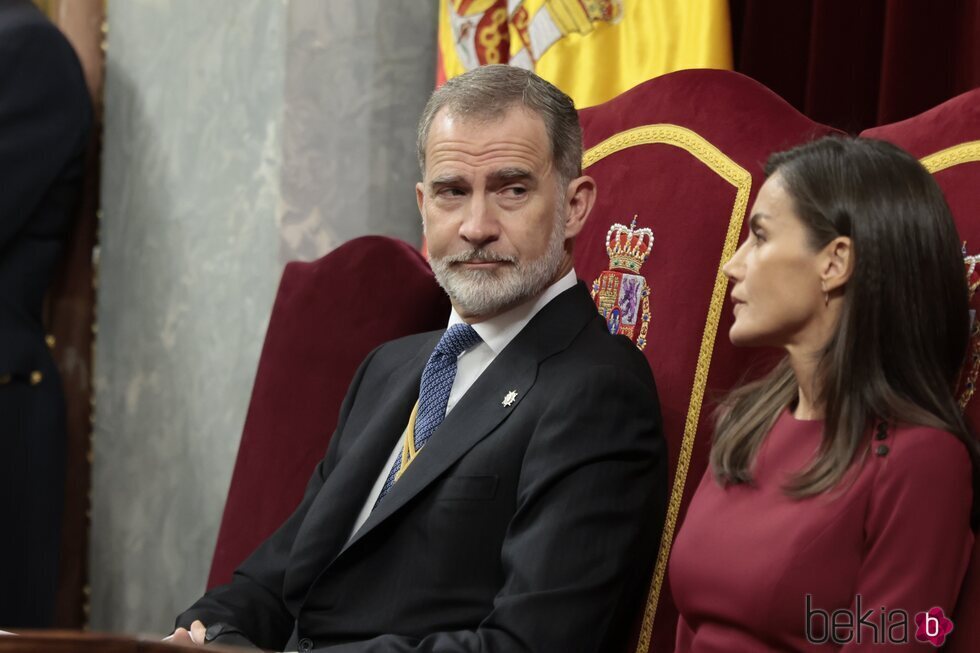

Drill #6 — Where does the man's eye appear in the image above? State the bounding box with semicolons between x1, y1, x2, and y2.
439;188;465;197
502;186;527;197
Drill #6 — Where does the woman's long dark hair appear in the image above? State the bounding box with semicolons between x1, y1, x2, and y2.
711;136;979;505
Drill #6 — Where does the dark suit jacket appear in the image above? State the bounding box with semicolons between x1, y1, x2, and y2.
0;0;91;375
179;283;667;652
0;0;91;628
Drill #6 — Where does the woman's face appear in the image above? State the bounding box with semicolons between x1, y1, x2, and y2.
723;173;829;349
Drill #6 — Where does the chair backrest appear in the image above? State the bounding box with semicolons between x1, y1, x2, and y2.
573;69;838;652
212;72;980;652
207;236;450;588
862;87;980;652
207;70;845;650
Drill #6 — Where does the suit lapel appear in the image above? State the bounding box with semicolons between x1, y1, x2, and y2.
282;335;435;610
340;345;538;554
338;282;599;556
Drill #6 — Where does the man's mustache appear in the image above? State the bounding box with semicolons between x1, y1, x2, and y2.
440;250;518;265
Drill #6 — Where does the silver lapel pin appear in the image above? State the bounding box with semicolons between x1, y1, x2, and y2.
501;390;518;407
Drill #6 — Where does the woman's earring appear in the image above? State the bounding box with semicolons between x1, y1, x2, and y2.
822;283;829;307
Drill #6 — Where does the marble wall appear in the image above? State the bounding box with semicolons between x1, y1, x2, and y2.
92;0;437;635
279;1;437;261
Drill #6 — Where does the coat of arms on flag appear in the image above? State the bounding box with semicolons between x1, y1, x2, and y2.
437;0;732;108
592;217;653;350
444;0;624;71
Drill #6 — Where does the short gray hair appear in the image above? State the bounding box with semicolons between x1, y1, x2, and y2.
416;65;582;186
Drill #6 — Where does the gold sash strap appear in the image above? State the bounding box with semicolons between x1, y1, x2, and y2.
395;401;421;482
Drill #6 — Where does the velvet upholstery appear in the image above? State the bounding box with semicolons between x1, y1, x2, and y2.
730;0;980;133
206;236;451;589
207;70;845;652
572;68;840;652
862;87;980;652
209;72;980;652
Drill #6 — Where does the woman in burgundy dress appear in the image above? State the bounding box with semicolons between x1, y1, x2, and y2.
670;137;978;652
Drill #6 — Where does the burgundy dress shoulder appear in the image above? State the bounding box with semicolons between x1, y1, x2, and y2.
670;409;974;652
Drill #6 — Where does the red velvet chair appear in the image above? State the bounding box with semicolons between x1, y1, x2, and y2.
862;87;980;652
207;70;844;652
207;236;451;589
207;80;980;650
573;68;839;652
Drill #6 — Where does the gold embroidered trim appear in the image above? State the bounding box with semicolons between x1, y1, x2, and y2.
584;124;752;653
920;140;980;174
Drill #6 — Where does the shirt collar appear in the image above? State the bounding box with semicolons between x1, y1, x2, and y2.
447;268;578;355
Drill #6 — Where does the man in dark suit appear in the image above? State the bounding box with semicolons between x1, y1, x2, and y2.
0;0;92;628
173;65;666;652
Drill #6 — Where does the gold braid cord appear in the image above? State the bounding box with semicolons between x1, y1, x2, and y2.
583;125;752;653
920;140;980;174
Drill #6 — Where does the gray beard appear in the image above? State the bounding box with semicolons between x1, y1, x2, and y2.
429;216;567;317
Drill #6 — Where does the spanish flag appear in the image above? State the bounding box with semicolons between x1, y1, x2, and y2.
437;0;733;108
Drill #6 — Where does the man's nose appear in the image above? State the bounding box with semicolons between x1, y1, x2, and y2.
458;196;500;246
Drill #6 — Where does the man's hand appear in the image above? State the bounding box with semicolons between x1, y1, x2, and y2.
167;620;207;646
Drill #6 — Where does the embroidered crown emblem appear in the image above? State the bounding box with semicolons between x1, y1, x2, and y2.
956;244;980;411
592;215;654;350
606;216;654;273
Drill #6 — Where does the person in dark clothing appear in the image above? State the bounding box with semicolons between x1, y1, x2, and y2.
0;0;92;628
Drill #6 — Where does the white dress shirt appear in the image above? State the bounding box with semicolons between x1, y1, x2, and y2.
347;269;578;539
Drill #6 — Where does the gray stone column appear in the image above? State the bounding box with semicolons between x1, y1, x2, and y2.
91;0;437;635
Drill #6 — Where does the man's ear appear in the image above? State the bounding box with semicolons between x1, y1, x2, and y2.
416;181;429;235
820;236;853;292
563;175;596;239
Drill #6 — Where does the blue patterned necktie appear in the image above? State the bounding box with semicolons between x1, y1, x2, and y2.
375;323;482;505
